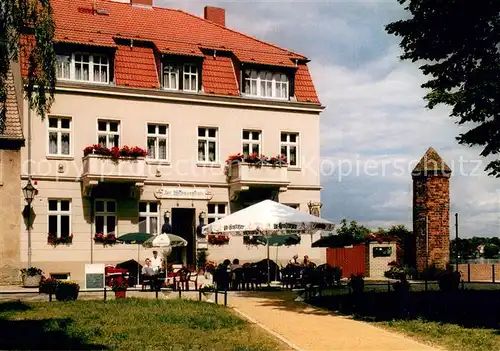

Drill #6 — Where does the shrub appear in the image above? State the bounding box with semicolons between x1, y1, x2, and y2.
437;270;461;292
392;277;410;294
55;281;80;301
348;274;364;294
384;264;416;280
419;265;446;280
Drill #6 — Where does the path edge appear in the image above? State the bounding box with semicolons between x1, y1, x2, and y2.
231;307;303;351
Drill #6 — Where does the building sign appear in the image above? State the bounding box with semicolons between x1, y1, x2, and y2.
85;263;105;290
154;187;214;200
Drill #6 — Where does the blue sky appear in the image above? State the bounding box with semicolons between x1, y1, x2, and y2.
158;0;500;238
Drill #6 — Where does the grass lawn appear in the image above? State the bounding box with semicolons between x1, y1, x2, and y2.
0;299;284;351
379;319;500;351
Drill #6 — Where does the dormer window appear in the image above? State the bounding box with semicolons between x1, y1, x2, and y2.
244;70;289;100
162;63;179;90
161;61;199;93
183;64;198;92
56;53;109;84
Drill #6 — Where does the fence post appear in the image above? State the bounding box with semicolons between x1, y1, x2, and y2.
155;289;159;299
492;264;495;283
467;264;471;283
224;289;228;306
178;289;181;299
104;286;107;301
199;290;202;301
49;293;52;302
215;290;219;304
387;281;391;293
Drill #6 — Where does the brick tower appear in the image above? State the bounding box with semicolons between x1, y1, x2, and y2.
412;147;452;272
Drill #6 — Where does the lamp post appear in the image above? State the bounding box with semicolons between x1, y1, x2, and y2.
22;179;37;267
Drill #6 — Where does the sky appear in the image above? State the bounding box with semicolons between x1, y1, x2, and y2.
157;0;500;238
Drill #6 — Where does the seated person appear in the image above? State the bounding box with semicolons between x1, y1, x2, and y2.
142;258;155;277
303;255;310;266
289;254;299;265
231;258;242;271
151;250;162;274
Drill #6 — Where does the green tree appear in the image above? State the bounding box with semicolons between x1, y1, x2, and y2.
0;0;56;133
386;1;500;177
483;244;499;259
336;219;371;241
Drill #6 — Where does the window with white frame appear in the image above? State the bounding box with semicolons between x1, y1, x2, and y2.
207;203;227;224
139;202;160;234
55;53;109;83
97;120;120;148
147;124;168;161
197;127;218;163
56;55;71;80
280;132;299;167
48;116;71;156
242;130;261;157
162;63;179;90
48;199;71;238
183;64;198;92
244;70;289;99
95;200;116;236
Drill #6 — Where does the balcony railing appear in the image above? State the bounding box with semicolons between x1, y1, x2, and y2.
227;162;289;191
82;154;147;183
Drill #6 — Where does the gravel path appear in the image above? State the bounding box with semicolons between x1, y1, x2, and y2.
229;292;439;351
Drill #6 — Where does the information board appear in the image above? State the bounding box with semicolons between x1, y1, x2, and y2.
85;264;105;290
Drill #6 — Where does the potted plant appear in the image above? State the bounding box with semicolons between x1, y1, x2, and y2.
20;267;43;287
111;275;128;299
55;281;80;301
39;277;58;295
200;283;215;301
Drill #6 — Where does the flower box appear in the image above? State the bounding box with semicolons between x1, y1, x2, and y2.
208;234;229;246
82;154;147;182
226;162;289;187
94;233;117;246
47;233;73;246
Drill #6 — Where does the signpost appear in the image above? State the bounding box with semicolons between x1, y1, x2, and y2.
85;263;105;290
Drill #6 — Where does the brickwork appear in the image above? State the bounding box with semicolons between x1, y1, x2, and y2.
366;242;397;278
412;148;451;272
454;264;500;282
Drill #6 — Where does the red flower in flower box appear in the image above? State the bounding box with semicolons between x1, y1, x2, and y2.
207;234;230;246
226;153;244;164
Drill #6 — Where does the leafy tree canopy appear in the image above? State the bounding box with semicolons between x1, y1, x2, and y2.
336;219;372;241
386;0;500;177
0;0;56;133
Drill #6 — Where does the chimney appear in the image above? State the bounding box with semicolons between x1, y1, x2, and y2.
131;0;152;7
204;6;225;27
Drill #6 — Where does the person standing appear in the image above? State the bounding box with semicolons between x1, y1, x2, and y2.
151;250;162;274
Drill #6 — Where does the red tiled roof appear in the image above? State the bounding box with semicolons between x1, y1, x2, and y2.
41;0;321;104
294;63;320;104
1;69;24;140
202;55;239;96
115;45;158;89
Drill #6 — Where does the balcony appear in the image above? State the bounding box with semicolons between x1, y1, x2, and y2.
82;154;147;193
226;162;289;192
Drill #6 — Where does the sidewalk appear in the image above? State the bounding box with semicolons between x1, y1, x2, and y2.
229;292;438;351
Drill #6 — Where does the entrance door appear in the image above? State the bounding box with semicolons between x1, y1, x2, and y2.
171;208;195;266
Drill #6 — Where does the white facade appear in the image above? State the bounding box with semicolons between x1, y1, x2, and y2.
20;86;324;283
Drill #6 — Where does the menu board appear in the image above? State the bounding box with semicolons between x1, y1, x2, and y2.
85;264;105;289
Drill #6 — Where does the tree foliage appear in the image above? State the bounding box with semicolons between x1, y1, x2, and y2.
386;0;500;177
336;219;371;241
0;0;56;133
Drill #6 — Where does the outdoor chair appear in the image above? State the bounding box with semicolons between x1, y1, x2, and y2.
173;268;189;291
187;269;200;291
213;266;231;291
141;274;153;291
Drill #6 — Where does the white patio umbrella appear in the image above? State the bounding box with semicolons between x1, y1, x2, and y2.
202;200;335;283
143;233;188;276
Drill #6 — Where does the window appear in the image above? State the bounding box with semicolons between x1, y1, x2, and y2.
373;246;392;258
48;117;71;156
139;202;160;234
162;63;179;90
48;199;71;238
207;203;227;224
97;120;120;148
56;53;109;83
242;130;261;157
244;70;289;99
56;55;71;80
147;124;168;161
95;200;116;236
183;64;198;92
280;132;299;167
198;127;218;163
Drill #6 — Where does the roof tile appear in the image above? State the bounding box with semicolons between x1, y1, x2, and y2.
1;69;24;140
114;45;158;89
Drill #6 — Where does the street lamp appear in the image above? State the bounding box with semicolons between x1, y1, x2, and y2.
23;179;37;267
